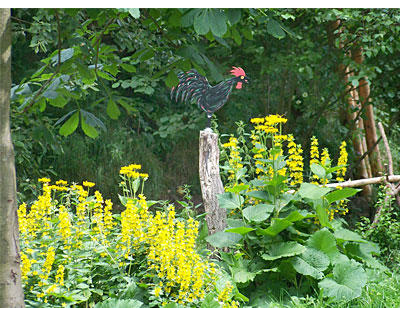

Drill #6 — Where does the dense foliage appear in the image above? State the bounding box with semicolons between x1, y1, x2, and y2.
9;8;400;308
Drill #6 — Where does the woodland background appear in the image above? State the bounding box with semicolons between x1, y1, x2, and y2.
10;8;400;209
3;7;400;308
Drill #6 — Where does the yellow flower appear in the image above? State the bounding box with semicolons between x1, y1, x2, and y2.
83;181;95;187
264;114;287;125
250;117;265;124
56;180;68;186
38;177;51;183
120;163;142;176
154;286;162;297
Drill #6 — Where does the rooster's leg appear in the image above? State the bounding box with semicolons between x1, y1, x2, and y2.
207;113;212;129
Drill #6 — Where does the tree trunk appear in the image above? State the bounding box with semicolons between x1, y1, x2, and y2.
352;46;383;177
199;128;227;242
331;19;372;197
0;8;25;308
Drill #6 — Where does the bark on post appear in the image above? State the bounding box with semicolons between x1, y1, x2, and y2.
0;8;25;307
199;128;227;240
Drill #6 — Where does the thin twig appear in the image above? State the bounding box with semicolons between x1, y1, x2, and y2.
94;17;116;73
55;9;61;71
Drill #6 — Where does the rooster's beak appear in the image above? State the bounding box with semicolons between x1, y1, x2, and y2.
245;76;250;83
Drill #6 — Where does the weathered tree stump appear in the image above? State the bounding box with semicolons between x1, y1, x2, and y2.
199;128;227;242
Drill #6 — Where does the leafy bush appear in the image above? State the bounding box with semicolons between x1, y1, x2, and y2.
206;115;386;305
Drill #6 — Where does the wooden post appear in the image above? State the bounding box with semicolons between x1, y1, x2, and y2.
199;128;227;239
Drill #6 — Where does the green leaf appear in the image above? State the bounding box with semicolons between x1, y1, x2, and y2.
267;18;286;39
232;268;257;283
48;94;68;108
59;111;79;136
226;8;241;24
318;260;367;302
107;98;121;120
205;231;242;248
244;190;271;202
80;110;107;132
209;9;227;37
165;71;179;88
128;8;140;19
257;210;312;236
193;9;210;35
307;228;342;264
217;192;243;209
334;228;365;243
291;248;330;279
262;241;306;261
81;112;99;139
120;63;137;73
310;163;326;178
315;201;331;228
325;188;360;204
50;47;75;65
298;183;332;200
200;293;220;308
76;61;96;81
225;226;255;235
95;298;143;308
257;218;292;236
97;70;115;81
231;27;242;45
242;204;274;223
226;184;249;194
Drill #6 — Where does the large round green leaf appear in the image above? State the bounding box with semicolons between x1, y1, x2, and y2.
242;204;274;223
318;260;367;302
205;231;242;248
291;248;330;279
262;241;306;261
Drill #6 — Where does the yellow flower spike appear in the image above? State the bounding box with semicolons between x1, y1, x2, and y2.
337;141;348;182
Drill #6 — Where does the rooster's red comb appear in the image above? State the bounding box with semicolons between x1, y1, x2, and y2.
230;66;246;77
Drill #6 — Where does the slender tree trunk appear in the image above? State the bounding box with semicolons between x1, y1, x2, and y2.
345;75;372;190
330;19;372;197
352;46;383;177
0;8;25;308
